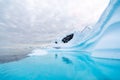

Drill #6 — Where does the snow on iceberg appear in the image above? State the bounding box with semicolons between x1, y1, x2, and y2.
52;0;120;59
53;0;120;50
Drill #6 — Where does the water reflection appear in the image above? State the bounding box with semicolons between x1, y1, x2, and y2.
62;57;72;64
0;51;120;80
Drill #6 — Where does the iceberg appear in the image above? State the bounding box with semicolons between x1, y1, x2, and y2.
0;0;119;59
54;0;120;49
28;49;48;56
52;0;120;59
0;1;120;80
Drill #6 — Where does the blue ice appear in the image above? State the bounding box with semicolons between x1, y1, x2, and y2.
0;0;120;80
51;0;120;59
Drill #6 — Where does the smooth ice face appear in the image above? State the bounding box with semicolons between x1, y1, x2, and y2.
0;0;109;48
53;0;120;50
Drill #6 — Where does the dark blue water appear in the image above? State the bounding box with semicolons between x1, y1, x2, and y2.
0;51;120;80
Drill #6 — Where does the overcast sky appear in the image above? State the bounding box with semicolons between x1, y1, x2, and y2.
0;0;109;47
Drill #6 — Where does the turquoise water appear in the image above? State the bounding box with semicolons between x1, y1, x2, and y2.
0;0;120;80
0;51;120;80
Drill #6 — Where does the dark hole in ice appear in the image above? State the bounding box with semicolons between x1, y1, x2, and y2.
62;33;74;43
55;41;58;44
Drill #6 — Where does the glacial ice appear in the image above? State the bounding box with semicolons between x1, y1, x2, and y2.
53;0;120;49
0;0;119;59
53;0;120;59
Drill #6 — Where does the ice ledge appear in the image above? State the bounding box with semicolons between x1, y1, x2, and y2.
91;49;120;59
